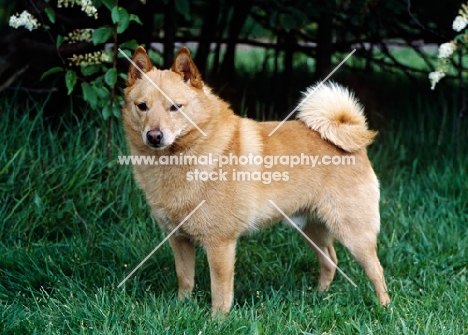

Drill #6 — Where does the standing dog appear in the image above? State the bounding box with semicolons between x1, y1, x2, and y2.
122;46;390;314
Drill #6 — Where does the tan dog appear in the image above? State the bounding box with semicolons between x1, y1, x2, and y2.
122;46;390;314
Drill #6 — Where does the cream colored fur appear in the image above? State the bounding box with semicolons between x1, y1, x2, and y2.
297;82;377;152
122;46;390;315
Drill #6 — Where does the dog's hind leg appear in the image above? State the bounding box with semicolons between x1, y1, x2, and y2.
319;203;390;305
335;225;390;305
169;235;196;299
302;221;338;293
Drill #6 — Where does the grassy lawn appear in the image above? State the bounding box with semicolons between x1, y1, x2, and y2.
1;63;467;334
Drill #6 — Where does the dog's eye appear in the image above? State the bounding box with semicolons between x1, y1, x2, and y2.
170;104;182;112
137;102;148;111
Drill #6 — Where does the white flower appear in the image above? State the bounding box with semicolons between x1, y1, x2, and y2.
429;70;446;90
438;42;457;59
64;28;94;43
57;0;98;18
452;15;468;32
68;50;109;66
100;52;111;63
80;0;98;19
9;10;40;31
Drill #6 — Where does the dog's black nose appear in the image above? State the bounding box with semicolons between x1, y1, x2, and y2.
146;129;163;146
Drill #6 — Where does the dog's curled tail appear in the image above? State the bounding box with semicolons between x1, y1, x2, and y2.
296;82;377;152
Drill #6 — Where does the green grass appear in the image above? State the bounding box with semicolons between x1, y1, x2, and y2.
1;70;467;335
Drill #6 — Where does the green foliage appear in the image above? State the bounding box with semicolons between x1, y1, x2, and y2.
105;68;118;87
44;7;55;24
56;34;64;48
92;26;113;44
12;1;143;123
40;66;63;80
6;0;465;120
111;7;130;34
174;0;190;20
65;69;77;95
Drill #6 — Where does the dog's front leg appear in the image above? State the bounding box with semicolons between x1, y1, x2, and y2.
168;235;195;299
204;239;237;315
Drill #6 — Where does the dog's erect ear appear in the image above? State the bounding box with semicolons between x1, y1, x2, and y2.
127;46;153;86
171;47;203;89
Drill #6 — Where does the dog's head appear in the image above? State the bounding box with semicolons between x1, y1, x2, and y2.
123;46;208;151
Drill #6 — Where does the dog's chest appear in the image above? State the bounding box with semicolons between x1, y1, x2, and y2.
132;164;208;234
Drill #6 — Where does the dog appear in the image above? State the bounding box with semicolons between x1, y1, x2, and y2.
122;46;390;314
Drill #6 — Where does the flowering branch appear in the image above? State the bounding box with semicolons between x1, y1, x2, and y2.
9;10;41;31
8;0;143;161
429;2;468;89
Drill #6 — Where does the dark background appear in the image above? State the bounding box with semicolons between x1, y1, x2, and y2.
0;0;465;128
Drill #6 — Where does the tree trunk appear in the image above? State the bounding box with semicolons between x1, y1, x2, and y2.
220;0;252;81
282;30;295;112
163;1;176;68
315;10;333;79
194;0;220;77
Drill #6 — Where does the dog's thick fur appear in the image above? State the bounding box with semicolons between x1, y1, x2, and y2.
122;46;390;314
